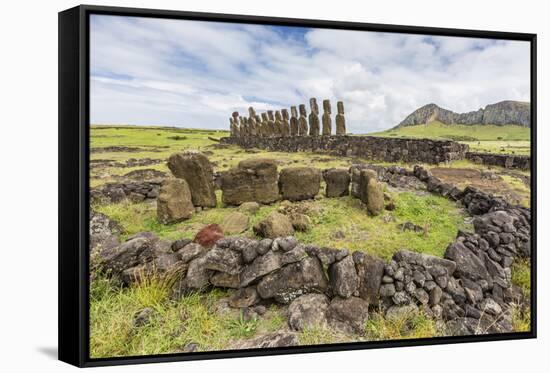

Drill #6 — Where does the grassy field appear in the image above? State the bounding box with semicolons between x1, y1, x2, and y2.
90;124;531;357
368;121;531;155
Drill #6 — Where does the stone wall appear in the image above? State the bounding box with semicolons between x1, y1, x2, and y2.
466;152;530;170
92;162;531;338
220;135;469;164
90;180;162;204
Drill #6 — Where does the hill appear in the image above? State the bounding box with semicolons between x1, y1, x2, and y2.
371;121;530;142
396;101;530;128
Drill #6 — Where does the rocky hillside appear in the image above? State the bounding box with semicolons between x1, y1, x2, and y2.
396;101;530;128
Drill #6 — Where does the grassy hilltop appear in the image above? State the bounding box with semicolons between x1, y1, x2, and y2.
368;121;531;155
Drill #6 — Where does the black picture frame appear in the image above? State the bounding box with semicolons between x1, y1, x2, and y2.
58;4;537;367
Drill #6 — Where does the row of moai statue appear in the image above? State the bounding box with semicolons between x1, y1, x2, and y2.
229;98;346;137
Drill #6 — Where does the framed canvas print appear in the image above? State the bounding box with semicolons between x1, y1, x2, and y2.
58;4;537;367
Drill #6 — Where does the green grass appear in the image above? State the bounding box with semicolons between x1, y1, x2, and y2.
368;121;530;156
365;310;440;340
95;190;470;260
512;259;531;298
369;121;530;141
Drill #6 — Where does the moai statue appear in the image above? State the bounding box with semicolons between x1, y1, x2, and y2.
248;107;257;137
232;111;240;137
308;98;320;136
229;117;236;137
267;110;276;137
298;104;308;136
322;99;332;136
281;109;291;137
274;111;283;137
239;117;247;137
289;106;299;136
336;101;346;135
255;114;263;137
261;112;270;137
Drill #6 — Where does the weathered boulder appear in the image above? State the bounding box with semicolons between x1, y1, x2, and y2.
444;241;490;283
323;168;350;197
172;255;211;295
288;294;330;331
240;251;283;287
257;257;328;304
239;201;260;214
157;179;195;224
329;255;359;298
366;179;384;216
201;246;242;275
352;251;385;304
100;234;158;275
358;169;378;202
175;242;204;264
90;211;122;256
221;158;279;205
326;296;369;334
278;167;321;201
221;212;249;234
193;224;224;248
253;212;295;238
167;152;217;207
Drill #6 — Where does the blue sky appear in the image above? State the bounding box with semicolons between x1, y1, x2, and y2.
90;15;530;133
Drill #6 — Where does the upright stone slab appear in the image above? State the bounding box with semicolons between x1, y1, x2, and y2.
308;98;320;136
289;106;299;136
336;101;346;135
221;158;280;205
322;99;332;136
281;109;291;137
298;104;308;136
157;179;194;224
323;168;350;197
279;167;321;201
366;179;384;216
358;169;378;204
167;152;217;208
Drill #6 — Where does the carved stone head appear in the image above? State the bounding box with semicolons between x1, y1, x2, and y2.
309;98;319;114
232;111;239;119
275;111;282;121
299;104;307;116
248;107;256;117
291;106;298;118
267;110;274;121
323;99;331;114
337;101;344;114
282;109;289;120
261;112;268;121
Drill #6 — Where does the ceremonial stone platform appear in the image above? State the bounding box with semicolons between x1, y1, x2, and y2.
220;135;469;164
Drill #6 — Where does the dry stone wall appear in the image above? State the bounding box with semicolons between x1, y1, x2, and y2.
221;135;468;164
92;155;531;338
466;152;530;170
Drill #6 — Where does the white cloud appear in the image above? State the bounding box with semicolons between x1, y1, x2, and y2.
90;15;530;133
